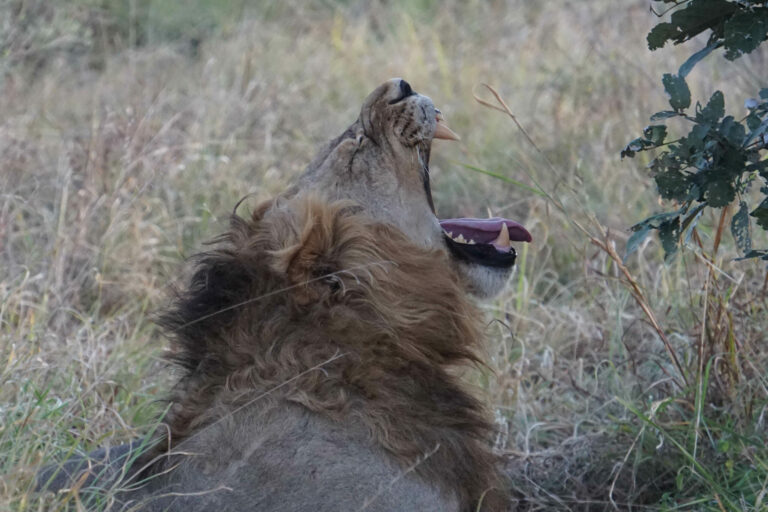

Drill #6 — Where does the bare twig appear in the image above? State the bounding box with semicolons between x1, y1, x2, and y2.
589;230;688;389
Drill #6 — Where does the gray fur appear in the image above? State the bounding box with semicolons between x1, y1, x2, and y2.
39;405;458;511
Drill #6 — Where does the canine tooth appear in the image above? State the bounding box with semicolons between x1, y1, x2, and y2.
493;223;510;247
433;119;461;141
455;233;467;243
468;239;476;245
445;231;454;238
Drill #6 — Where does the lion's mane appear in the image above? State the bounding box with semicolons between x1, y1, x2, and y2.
152;194;507;510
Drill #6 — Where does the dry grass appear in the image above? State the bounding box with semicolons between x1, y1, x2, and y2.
1;1;767;510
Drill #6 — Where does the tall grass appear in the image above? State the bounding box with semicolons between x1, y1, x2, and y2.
1;1;767;510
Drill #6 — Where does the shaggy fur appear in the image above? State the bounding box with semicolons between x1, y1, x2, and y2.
150;195;508;510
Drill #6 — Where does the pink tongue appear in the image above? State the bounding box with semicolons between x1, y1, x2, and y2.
439;217;532;243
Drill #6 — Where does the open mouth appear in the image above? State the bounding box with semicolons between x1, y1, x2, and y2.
430;112;532;268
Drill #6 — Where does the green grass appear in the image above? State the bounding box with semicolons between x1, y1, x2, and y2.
1;1;767;510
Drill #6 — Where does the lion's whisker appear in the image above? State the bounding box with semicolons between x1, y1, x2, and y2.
358;443;442;511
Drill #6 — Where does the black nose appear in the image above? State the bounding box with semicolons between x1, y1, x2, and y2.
399;80;413;97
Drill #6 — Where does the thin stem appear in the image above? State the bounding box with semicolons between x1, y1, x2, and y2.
590;231;689;389
713;206;729;260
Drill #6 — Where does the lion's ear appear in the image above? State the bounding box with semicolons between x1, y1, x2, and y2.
266;197;344;305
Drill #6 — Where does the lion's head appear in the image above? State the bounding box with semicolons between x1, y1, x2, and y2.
294;78;532;297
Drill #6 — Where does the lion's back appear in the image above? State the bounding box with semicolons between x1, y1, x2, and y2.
117;403;457;511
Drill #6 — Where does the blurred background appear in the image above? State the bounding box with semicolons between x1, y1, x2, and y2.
1;1;767;510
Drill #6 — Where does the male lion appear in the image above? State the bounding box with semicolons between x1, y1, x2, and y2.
37;79;531;511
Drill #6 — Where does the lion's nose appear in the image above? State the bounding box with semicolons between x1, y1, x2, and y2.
399;80;414;98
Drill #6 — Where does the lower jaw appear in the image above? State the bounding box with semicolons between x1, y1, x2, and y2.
443;235;517;268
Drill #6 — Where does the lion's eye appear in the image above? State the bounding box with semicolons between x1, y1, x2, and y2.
389;80;415;104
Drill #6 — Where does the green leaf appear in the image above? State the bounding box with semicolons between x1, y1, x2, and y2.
723;8;768;60
751;197;768;230
647;0;736;49
696;90;725;123
682;123;709;154
624;223;652;262
656;170;691;200
651;110;679;121
736;249;768;261
731;201;752;254
648;22;678;50
719;116;746;146
704;178;736;207
659;216;682;260
644;124;668;145
745;118;768;147
746;113;762;131
621;137;653;159
679;42;720;77
712;147;747;178
690;123;710;143
663;73;691;111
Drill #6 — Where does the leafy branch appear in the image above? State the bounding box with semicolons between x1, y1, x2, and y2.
623;0;768;261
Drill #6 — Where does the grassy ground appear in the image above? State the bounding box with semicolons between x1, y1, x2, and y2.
1;1;767;510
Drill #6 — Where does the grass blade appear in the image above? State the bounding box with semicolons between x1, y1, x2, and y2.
453;161;547;198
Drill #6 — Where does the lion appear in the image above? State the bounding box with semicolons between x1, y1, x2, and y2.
37;79;531;511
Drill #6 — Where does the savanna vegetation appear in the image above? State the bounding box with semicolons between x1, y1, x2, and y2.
1;1;767;510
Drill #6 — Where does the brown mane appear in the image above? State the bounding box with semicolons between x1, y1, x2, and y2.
152;194;508;510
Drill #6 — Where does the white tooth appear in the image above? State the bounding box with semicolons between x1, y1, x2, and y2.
456;234;467;243
445;231;453;238
493;223;510;247
468;239;476;245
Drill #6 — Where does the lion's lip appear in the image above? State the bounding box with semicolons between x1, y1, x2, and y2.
439;218;531;268
442;234;518;268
